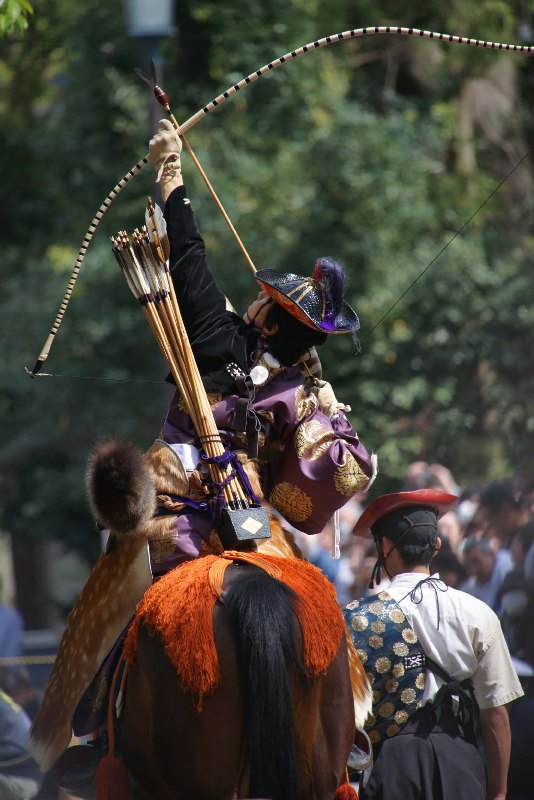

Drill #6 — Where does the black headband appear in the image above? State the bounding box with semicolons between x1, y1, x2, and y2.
370;505;439;547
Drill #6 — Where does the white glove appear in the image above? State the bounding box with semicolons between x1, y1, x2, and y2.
148;119;183;198
317;381;351;418
149;118;182;166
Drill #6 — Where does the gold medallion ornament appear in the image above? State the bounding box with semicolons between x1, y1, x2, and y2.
351;615;368;632
401;688;417;705
268;482;313;523
371;620;386;634
346;599;360;611
375;657;392;674
368;601;385;616
393;642;409;657
356;649;368;665
392;663;405;678
386;723;400;737
389;608;405;624
369;635;383;649
386;679;399;693
395;710;409;725
379;702;395;718
402;628;418;644
294;419;335;461
334;452;370;496
415;673;426;690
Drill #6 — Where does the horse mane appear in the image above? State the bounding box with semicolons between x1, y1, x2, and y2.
224;569;302;800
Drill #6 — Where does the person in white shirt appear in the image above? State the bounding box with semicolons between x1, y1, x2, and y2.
344;489;524;800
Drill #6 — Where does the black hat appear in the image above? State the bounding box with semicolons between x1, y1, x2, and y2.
255;257;359;335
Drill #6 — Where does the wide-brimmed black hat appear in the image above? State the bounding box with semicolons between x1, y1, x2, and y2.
255;257;359;335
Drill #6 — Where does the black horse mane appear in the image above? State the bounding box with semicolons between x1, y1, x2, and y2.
224;567;306;800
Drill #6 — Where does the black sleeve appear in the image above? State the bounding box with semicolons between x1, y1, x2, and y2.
164;185;256;388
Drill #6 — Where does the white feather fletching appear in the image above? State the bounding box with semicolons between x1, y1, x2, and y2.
145;202;170;262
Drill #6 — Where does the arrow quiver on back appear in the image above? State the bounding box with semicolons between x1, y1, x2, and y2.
110;200;271;549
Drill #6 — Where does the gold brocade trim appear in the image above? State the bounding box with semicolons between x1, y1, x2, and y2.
294;419;335;461
294;385;319;422
148;525;179;565
236;430;266;449
269;482;313;523
334;452;370;497
175;392;223;411
199;530;225;557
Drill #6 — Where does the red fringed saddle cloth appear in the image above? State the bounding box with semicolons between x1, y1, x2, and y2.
124;550;346;708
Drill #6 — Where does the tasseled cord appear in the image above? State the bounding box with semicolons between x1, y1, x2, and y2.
332;510;341;560
95;659;133;800
334;768;359;799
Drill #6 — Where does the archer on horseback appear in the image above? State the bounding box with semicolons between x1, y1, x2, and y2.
30;117;376;797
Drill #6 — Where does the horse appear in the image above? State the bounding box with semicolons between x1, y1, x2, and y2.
118;555;359;800
30;440;371;799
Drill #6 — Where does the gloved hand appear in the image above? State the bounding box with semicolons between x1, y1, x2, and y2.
149;118;182;166
149;119;183;197
316;380;351;418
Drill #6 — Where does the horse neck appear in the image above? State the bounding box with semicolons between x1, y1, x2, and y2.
258;513;306;560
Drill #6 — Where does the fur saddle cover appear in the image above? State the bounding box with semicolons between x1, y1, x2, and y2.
124;549;349;709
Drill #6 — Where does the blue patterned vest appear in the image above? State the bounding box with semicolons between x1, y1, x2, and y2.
344;591;427;748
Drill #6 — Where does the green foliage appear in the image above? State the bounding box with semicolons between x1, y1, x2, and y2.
2;0;534;569
0;0;33;35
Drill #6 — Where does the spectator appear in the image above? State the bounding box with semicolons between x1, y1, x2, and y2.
437;508;463;554
0;689;42;799
344;489;523;800
0;587;23;661
497;522;534;664
431;538;467;588
475;481;528;549
460;538;513;611
403;461;460;495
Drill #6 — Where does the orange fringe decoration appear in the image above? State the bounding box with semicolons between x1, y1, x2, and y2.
124;551;344;708
334;769;359;800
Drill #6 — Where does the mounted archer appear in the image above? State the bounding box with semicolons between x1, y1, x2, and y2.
29;110;376;795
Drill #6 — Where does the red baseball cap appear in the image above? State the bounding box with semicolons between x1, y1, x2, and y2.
352;489;458;539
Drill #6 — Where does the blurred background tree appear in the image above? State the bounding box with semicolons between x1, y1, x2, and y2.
1;0;534;625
